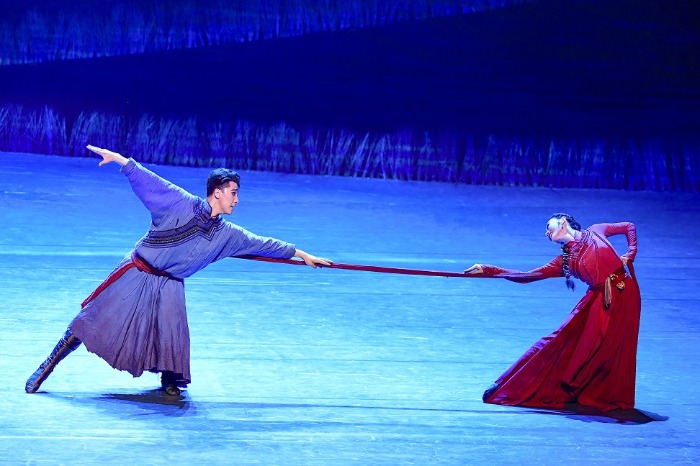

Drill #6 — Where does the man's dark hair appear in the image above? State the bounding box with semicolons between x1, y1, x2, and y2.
206;168;241;196
549;213;582;231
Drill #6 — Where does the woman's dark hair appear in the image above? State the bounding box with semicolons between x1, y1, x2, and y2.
206;168;241;196
548;213;581;231
549;213;580;291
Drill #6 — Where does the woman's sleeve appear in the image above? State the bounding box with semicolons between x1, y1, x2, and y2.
120;158;195;226
480;256;563;283
590;222;638;261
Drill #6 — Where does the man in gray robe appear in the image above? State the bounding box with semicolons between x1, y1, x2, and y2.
26;145;331;396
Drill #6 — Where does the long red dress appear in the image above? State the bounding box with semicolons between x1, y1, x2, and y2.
481;222;641;412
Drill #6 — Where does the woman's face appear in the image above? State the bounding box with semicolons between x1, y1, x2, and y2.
545;217;568;243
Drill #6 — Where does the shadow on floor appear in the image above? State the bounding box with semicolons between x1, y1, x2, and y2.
89;395;667;425
521;404;668;425
96;390;196;416
33;387;669;428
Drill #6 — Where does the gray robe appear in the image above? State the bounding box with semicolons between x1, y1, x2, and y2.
70;159;296;384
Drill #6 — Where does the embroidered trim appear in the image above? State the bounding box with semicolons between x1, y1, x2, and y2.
142;200;223;248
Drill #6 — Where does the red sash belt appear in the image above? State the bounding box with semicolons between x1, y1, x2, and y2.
81;252;181;308
130;252;182;282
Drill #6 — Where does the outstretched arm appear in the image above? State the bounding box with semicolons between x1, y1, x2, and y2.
87;144;195;226
294;249;333;268
465;257;562;283
87;145;128;166
216;223;333;267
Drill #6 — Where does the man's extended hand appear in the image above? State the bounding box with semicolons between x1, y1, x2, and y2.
87;145;129;166
294;249;333;268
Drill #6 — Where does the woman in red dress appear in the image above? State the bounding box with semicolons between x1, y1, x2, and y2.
466;213;641;412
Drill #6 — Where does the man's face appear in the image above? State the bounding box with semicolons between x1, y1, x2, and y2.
216;181;239;215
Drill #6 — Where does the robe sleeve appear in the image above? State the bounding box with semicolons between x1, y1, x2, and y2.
120;158;196;227
480;256;563;283
217;221;296;260
589;222;638;261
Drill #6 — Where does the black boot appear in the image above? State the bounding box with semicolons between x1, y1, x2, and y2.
161;371;181;396
25;330;82;393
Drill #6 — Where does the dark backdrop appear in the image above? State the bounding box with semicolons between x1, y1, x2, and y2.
2;0;698;138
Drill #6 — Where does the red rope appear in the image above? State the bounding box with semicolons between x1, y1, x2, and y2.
238;255;477;278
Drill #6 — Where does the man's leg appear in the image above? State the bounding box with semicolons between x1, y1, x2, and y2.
160;371;181;396
25;329;82;393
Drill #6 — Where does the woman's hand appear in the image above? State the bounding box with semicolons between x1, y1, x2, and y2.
87;145;129;166
464;263;484;274
294;249;333;268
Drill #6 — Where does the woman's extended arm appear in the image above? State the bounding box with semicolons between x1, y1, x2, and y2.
465;257;563;283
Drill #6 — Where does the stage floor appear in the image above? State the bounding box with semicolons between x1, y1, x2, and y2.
1;152;698;465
